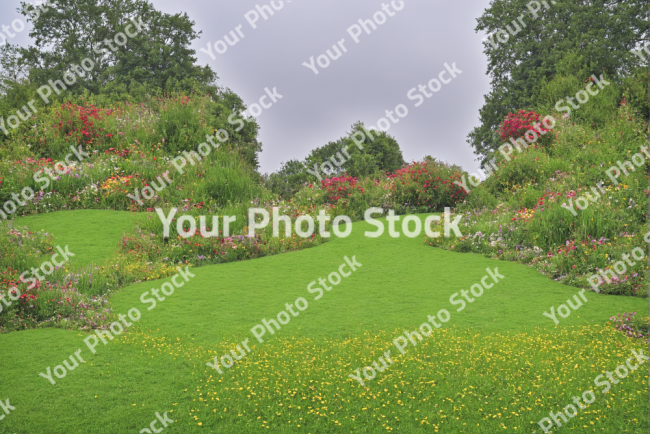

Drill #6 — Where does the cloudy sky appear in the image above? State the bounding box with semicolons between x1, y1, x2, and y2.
1;0;492;175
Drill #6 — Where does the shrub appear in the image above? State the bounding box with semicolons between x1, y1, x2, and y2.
498;110;555;149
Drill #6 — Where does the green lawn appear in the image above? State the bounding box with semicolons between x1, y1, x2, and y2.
15;210;141;267
0;211;647;433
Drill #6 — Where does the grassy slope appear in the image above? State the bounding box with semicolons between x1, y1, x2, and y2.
0;211;647;433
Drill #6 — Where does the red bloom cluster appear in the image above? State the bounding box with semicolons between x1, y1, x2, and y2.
499;110;554;146
19;288;38;308
320;176;363;202
52;103;114;145
22;103;117;157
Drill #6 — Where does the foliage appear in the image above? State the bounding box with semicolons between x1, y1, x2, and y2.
470;0;648;162
261;159;309;200
534;71;622;129
17;0;217;97
0;94;262;206
264;122;406;199
429;89;648;297
337;122;406;178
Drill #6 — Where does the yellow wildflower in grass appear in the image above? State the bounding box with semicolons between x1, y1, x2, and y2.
115;325;648;432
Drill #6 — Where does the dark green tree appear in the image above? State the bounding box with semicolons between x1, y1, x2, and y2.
304;122;405;179
18;0;217;96
262;159;308;199
0;44;35;114
265;122;406;199
341;122;405;178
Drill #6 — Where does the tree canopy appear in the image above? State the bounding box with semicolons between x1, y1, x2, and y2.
17;0;217;96
264;122;406;198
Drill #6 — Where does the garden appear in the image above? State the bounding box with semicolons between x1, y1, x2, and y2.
0;71;648;432
0;0;648;431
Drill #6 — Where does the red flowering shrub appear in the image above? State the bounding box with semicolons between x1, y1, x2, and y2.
23;103;116;158
498;110;555;149
301;159;467;216
386;160;468;213
320;176;364;202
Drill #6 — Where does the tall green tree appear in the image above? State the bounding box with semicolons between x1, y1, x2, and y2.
339;122;405;178
18;0;217;96
0;43;34;114
470;0;648;164
262;159;308;199
303;122;405;179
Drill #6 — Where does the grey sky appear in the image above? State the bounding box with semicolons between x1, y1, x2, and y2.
1;0;492;175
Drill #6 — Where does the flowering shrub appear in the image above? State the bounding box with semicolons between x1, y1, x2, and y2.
320;176;364;202
295;158;468;218
24;102;116;158
386;160;468;214
498;109;555;148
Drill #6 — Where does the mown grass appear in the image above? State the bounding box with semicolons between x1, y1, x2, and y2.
0;212;647;433
15;210;141;267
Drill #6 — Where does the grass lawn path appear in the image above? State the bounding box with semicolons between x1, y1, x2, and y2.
0;211;647;433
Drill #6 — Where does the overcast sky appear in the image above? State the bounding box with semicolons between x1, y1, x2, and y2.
1;0;492;175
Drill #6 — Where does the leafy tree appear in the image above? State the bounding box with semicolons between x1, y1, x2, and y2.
341;122;405;178
303;122;405;179
262;159;308;199
265;122;406;199
470;0;648;164
17;0;217;96
0;44;36;114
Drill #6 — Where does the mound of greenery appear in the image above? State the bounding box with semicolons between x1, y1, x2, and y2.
429;71;648;297
0;94;263;212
